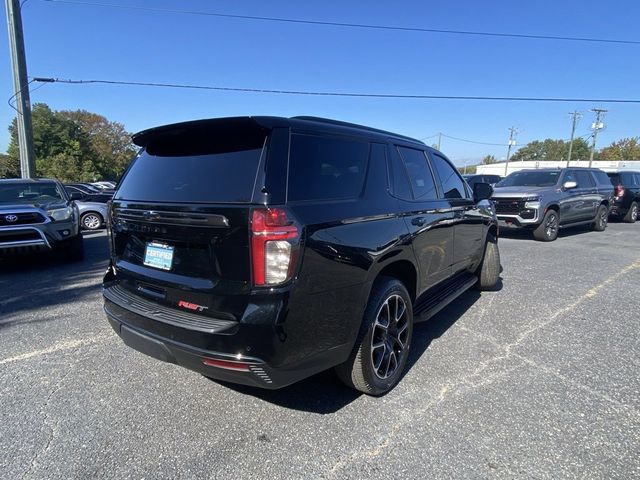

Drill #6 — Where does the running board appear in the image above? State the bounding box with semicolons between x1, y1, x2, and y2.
413;273;478;323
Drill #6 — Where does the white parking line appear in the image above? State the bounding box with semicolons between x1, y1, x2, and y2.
0;335;111;365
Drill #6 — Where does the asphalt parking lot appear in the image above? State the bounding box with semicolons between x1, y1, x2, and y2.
1;224;639;479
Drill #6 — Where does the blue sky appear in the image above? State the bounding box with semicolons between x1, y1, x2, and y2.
1;0;638;165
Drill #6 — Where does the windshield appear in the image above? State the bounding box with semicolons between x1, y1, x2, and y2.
497;171;560;187
0;182;64;204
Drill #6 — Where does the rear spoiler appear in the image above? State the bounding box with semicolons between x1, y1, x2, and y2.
132;116;288;148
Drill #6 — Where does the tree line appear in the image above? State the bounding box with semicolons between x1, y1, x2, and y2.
0;103;137;181
481;137;640;165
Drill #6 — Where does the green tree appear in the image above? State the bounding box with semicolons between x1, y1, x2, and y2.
6;103;136;181
0;153;19;178
511;138;591;162
600;137;640;160
482;154;497;164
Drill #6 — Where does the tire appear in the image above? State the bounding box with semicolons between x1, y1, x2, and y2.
533;209;559;242
65;234;85;262
335;277;414;396
592;205;608;231
81;212;103;230
476;234;500;291
623;202;638;224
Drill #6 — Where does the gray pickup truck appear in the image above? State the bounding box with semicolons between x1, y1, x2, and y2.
0;178;84;259
491;167;614;241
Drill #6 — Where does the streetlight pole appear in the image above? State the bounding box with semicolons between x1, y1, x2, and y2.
504;127;517;176
5;0;36;178
566;111;581;168
588;108;607;168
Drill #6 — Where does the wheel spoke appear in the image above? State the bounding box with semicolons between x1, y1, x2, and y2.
373;343;386;371
395;301;406;323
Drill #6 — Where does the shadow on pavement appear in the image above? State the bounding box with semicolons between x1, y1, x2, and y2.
0;231;109;325
214;278;501;414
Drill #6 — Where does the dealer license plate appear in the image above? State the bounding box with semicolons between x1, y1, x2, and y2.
143;242;174;271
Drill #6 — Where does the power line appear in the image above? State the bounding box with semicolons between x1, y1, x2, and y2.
41;0;640;46
439;133;520;146
31;77;640;104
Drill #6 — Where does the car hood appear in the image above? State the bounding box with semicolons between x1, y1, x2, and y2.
491;186;556;198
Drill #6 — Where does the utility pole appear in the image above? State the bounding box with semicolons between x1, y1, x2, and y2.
437;132;442;151
588;108;607;168
5;0;36;178
566;111;581;168
504;127;518;176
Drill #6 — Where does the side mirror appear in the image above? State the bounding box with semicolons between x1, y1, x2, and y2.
563;181;577;190
68;192;83;201
473;182;493;202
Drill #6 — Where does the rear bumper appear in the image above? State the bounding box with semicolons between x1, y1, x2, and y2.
103;284;352;389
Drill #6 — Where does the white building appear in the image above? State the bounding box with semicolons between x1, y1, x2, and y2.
475;160;640;176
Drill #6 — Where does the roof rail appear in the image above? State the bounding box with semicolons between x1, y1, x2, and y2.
292;116;424;144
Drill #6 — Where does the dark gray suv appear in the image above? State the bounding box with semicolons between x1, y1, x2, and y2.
491;168;614;241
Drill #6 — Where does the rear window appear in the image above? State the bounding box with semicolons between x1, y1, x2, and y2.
287;134;369;202
115;144;265;204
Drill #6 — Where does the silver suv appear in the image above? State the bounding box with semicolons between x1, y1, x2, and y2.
491;168;614;241
0;178;84;260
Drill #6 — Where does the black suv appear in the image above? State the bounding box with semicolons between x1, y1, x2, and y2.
103;116;500;395
606;170;640;223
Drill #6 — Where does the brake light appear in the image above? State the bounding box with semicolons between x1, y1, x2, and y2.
251;208;299;286
615;185;625;198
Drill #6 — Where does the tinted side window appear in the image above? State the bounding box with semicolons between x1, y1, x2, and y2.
396;147;438;200
606;173;620;185
430;153;468;199
576;171;595;188
387;147;413;201
621;172;635;185
634;173;640;186
593;170;613;186
288;134;369;202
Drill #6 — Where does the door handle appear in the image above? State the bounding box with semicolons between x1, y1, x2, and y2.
411;217;426;226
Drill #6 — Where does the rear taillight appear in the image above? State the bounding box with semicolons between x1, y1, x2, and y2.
615;185;625;198
202;357;250;372
251;208;299;286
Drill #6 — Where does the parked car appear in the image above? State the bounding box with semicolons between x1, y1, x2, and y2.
92;181;117;190
492;167;614;241
463;174;503;188
64;185;112;204
77;199;108;230
103;116;500;395
65;183;102;195
0;178;84;260
605;170;640;223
